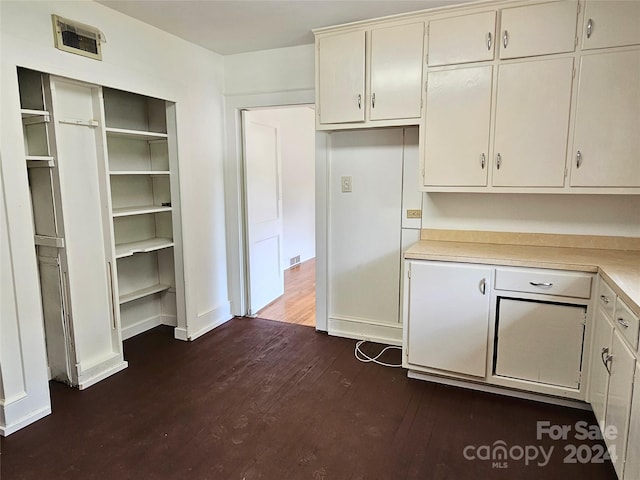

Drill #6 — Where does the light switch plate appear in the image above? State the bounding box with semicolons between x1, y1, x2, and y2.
406;209;422;218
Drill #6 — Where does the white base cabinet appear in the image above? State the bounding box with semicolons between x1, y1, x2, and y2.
405;261;491;377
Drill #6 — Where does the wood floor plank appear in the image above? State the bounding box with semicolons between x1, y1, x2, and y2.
1;318;616;480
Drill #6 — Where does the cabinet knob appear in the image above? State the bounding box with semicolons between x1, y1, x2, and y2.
357;93;362;110
576;150;582;168
479;278;487;295
487;32;492;51
480;153;486;169
586;18;593;39
617;317;630;329
496;153;502;170
600;295;610;304
503;30;509;48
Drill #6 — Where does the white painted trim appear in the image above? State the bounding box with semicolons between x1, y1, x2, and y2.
314;131;329;332
186;302;233;341
174;327;188;341
223;89;315;321
407;370;592;410
121;315;164;340
328;316;403;345
77;360;128;390
0;405;51;437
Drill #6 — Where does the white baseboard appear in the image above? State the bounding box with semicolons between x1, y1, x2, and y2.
122;314;164;340
407;370;591;410
184;302;233;341
328;316;403;346
0;405;51;437
77;357;128;390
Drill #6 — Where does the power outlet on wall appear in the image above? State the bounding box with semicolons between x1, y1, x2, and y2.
341;176;352;193
290;255;301;267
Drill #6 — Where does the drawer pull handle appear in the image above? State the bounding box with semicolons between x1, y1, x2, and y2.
617;318;630;329
357;94;362;110
529;281;553;288
601;347;613;375
586;18;593;39
487;32;492;51
503;30;509;48
479;278;487;295
600;295;610;304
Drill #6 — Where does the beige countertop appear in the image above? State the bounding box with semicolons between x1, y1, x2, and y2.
404;231;640;315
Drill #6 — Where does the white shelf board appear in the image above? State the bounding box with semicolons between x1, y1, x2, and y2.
21;109;50;118
115;238;174;258
110;170;170;176
26;156;55;168
105;127;168;141
112;205;172;217
119;283;171;304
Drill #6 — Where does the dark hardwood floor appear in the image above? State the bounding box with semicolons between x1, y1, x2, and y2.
2;318;616;480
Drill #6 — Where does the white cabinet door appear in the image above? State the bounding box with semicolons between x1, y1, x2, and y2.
499;1;578;59
423;65;492;186
623;362;640;480
493;57;573;187
494;299;586;389
582;1;640;50
589;309;615;425
370;22;424;121
318;30;366;124
605;330;636;479
407;261;492;378
427;11;496;66
571;50;640;187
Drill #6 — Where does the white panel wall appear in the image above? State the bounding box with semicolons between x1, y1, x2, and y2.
422;193;640;237
224;44;315;95
1;0;229;434
248;107;316;269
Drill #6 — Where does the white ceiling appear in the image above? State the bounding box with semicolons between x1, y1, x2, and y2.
97;0;472;55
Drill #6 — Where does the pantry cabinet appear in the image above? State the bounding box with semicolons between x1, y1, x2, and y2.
315;21;424;128
423;65;492;186
492;57;574;187
570;49;640;187
499;1;578;59
427;11;496;66
405;261;492;378
581;0;640;51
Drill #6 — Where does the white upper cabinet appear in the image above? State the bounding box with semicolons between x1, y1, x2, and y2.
370;22;424;121
493;57;574;187
571;50;640;187
581;0;640;50
427;11;496;66
423;65;492;186
317;30;366;125
499;1;579;59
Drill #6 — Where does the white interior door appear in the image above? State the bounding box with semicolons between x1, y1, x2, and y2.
243;110;284;315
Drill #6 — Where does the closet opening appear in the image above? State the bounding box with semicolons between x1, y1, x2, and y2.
241;106;316;327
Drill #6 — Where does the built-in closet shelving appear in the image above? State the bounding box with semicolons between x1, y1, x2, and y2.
102;87;183;340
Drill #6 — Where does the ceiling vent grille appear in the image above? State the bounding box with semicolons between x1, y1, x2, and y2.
52;15;103;60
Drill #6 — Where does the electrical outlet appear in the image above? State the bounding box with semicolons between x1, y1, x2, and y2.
290;255;301;267
341;176;352;193
406;209;422;219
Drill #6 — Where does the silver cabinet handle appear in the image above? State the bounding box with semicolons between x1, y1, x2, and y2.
372;92;376;109
529;281;553;287
600;295;610;304
357;94;362;109
479;278;487;295
617;318;630;329
601;347;613;375
481;153;486;169
496;153;502;170
503;30;509;48
576;150;582;168
586;18;593;39
487;32;492;51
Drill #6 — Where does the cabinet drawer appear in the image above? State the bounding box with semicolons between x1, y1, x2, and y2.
494;268;592;298
597;280;616;319
615;299;640;351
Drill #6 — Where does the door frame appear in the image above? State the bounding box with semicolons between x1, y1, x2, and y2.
223;89;327;331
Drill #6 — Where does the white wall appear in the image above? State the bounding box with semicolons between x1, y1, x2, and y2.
422;193;640;237
1;0;230;434
248;107;316;269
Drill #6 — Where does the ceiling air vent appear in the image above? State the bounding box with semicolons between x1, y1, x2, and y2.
52;15;103;60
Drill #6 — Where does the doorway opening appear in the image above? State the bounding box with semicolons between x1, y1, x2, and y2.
242;105;316;327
